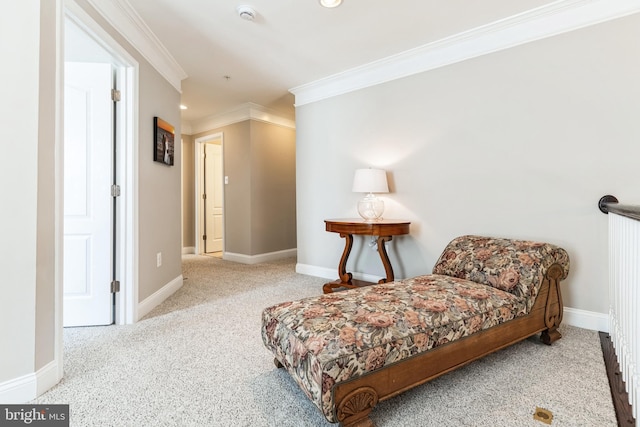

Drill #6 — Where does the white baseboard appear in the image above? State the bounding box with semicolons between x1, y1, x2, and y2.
36;360;61;397
295;263;334;280
224;248;297;265
295;263;395;284
182;246;196;255
563;307;609;332
137;275;183;321
0;372;36;404
0;360;61;404
296;264;609;332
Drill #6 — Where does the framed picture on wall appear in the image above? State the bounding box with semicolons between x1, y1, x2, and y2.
154;117;175;166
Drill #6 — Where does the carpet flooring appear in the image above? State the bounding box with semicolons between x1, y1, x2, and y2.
34;255;617;426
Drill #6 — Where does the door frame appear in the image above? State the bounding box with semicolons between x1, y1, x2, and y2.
194;132;225;255
59;0;139;339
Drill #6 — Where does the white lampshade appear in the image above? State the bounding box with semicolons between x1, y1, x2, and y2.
352;169;389;194
352;169;389;221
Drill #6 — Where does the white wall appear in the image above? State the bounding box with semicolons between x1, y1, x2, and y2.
295;13;640;319
0;0;41;386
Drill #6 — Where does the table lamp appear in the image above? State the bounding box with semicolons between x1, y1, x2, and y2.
352;168;389;221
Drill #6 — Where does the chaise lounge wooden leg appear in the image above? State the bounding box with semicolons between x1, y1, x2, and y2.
540;264;564;346
336;387;379;427
541;327;562;345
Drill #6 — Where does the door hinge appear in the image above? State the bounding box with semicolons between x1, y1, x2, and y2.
111;184;121;197
203;235;207;241
111;280;120;293
202;193;207;200
111;89;121;102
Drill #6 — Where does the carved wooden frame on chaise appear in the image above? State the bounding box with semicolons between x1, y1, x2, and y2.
327;266;565;427
261;235;570;427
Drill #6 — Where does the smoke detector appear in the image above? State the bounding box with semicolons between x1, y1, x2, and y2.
237;5;256;21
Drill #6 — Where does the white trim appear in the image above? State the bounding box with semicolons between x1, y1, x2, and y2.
83;0;186;92
0;373;36;404
563;307;609;332
117;56;140;326
224;248;297;265
186;103;295;135
0;360;60;404
182;246;196;255
54;0;65;390
296;263;335;280
36;361;60;397
291;0;640;106
137;275;183;320
296;263;395;284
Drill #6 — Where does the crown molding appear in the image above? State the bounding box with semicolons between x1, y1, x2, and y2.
83;0;187;92
185;103;295;135
291;0;640;106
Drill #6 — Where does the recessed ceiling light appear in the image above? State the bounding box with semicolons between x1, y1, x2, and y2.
180;105;187;110
319;0;342;7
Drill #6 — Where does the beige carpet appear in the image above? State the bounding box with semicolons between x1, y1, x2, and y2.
34;255;616;426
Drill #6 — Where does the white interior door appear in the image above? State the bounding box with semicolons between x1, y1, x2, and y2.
63;62;114;327
204;143;224;253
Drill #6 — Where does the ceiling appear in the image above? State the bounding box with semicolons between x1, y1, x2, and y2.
124;0;556;124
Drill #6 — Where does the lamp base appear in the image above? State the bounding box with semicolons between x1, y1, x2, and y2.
357;194;384;221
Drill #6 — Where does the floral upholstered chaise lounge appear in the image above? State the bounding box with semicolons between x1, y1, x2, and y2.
261;235;570;427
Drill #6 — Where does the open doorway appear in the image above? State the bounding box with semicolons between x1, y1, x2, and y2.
62;3;138;327
195;133;225;257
